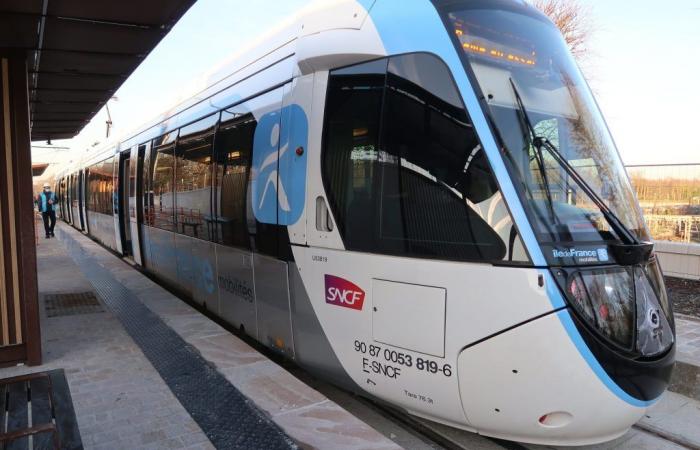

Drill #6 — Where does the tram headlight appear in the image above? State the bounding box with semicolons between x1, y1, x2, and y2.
567;268;636;350
642;258;672;322
566;262;674;356
634;260;674;357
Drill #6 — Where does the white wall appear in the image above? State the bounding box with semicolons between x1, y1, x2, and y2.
655;241;700;280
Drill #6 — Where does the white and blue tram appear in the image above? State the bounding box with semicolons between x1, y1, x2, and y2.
56;0;675;445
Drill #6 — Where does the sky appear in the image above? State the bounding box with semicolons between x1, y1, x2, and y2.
578;0;700;165
33;0;700;167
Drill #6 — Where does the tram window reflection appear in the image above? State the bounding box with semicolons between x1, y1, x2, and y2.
324;59;386;252
87;157;115;216
142;145;153;226
323;53;528;263
213;109;255;249
175;115;216;241
151;133;177;232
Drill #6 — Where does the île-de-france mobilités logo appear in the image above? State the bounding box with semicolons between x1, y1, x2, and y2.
251;104;308;226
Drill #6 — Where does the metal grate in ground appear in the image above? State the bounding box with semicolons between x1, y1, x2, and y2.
0;370;82;450
44;292;104;317
60;231;297;450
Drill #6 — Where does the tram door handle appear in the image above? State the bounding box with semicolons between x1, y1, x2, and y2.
315;196;334;232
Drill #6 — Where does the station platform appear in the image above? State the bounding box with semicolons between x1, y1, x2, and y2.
3;221;700;450
0;222;400;450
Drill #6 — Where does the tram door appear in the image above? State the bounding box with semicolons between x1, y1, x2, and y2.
78;171;85;232
71;174;80;227
66;175;72;224
128;145;145;265
118;151;132;256
78;170;86;231
244;86;296;357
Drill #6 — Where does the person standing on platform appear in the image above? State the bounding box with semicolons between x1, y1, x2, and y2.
37;182;57;238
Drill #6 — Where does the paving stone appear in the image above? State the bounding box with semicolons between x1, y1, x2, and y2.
0;232;213;450
9;223;403;449
141;429;169;445
62;231;296;450
675;317;700;366
638;391;700;448
273;400;401;450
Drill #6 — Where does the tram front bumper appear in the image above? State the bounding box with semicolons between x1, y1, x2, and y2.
456;309;651;446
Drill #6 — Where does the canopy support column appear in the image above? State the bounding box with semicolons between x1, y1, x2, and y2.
0;50;41;366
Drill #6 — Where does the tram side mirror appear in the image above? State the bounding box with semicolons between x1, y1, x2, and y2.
316;196;334;232
609;241;654;266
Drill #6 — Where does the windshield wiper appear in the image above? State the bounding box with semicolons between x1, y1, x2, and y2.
506;79;560;229
508;78;640;247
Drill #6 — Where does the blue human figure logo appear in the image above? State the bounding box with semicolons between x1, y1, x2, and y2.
251;104;308;226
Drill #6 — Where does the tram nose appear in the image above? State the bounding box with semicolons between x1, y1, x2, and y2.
455;311;649;445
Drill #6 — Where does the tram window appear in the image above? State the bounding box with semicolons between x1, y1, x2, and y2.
323;58;387;250
175;115;216;240
151;133;177;232
87;157;115;215
103;158;115;215
213;109;255;249
71;174;79;209
128;147;138;221
142;145;150;225
323;53;525;263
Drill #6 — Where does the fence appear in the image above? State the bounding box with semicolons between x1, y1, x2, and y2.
627;164;700;279
627;164;700;244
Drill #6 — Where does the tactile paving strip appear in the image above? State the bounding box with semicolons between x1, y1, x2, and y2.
60;232;297;450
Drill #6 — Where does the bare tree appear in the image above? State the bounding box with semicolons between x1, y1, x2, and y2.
532;0;593;62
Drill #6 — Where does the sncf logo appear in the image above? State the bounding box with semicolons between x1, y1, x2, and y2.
325;275;365;311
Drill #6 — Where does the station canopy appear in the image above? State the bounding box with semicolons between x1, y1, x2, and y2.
0;0;196;141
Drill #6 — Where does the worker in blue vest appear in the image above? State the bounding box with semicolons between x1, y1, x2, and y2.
37;182;57;238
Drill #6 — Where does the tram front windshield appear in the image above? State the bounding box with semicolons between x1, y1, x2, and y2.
439;1;649;244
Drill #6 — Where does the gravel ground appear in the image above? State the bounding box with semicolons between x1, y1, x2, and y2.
666;276;700;318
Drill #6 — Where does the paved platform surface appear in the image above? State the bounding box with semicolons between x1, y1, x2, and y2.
3;222;700;450
60;230;296;449
675;314;700;366
0;222;399;449
0;227;214;449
